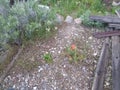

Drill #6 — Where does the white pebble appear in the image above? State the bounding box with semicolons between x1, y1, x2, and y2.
33;86;37;90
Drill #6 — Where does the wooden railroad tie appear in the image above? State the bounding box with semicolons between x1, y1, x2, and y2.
90;15;120;90
93;30;120;39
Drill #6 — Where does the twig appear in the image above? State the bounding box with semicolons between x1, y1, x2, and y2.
0;47;23;84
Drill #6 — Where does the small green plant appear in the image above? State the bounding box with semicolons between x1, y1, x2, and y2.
43;52;53;63
66;44;84;63
67;44;79;63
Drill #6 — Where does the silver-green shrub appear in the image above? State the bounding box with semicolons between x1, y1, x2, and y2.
0;0;56;50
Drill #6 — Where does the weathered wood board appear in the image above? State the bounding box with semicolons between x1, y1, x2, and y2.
90;13;120;90
92;38;110;90
90;15;120;24
112;36;120;90
108;23;120;29
93;31;120;39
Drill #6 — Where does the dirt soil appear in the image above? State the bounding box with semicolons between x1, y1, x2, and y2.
1;22;103;90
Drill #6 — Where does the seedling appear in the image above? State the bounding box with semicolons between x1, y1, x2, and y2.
43;52;53;63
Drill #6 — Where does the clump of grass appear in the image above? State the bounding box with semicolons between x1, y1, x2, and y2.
43;52;53;63
40;0;81;16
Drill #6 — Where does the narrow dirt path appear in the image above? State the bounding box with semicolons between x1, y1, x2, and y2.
1;22;102;90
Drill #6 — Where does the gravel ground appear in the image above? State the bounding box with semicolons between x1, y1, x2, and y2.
1;22;102;90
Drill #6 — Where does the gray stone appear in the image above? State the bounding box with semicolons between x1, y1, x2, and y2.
7;87;15;90
65;15;73;23
55;14;64;25
33;86;38;90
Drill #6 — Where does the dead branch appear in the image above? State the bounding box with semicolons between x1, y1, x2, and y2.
0;47;23;84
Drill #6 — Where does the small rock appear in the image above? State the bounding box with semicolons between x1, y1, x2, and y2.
33;86;37;90
88;36;92;40
38;67;43;72
7;87;15;90
58;51;61;54
74;18;82;24
93;52;97;56
55;14;64;25
65;15;73;23
20;87;26;90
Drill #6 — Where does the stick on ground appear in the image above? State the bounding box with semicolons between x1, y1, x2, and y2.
0;48;23;84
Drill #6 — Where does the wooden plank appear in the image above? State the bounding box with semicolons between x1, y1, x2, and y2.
109;23;120;29
90;15;120;24
92;38;110;90
93;31;120;39
112;36;120;90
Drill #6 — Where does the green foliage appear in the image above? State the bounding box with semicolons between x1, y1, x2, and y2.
0;15;19;48
43;52;53;63
40;0;113;16
40;0;116;27
91;0;105;12
66;46;78;63
80;10;104;28
0;0;56;50
65;45;85;63
40;0;80;16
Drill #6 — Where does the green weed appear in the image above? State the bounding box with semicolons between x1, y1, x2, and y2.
43;52;53;63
